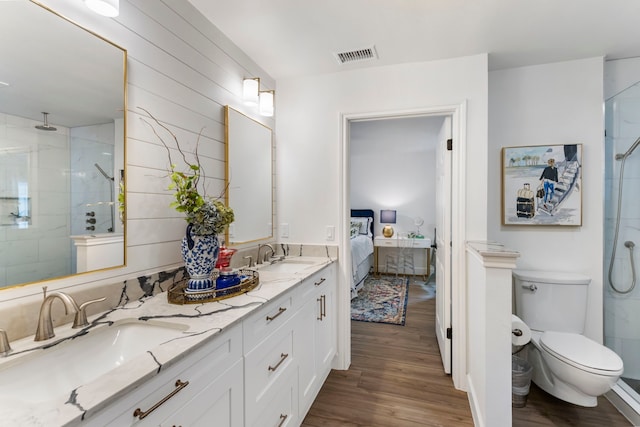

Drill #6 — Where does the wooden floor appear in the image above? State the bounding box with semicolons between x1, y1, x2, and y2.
302;280;632;427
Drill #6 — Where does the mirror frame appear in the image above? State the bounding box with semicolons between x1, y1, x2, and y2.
224;106;273;245
0;1;128;290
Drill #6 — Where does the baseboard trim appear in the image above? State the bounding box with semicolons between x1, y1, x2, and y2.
606;384;640;426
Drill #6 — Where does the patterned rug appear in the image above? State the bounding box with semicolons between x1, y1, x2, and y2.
351;275;410;325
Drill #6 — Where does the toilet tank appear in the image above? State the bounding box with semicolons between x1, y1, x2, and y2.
513;269;591;334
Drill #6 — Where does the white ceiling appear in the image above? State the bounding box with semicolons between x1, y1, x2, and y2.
188;0;640;80
1;2;124;128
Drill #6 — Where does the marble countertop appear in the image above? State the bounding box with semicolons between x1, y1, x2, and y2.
0;256;334;426
466;240;520;258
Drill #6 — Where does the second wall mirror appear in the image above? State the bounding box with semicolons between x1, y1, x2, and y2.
225;106;273;245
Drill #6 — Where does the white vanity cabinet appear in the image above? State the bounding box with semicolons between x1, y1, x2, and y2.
85;322;243;427
243;262;337;427
296;263;337;416
81;260;337;427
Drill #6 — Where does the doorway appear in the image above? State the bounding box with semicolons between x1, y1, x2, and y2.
338;104;466;389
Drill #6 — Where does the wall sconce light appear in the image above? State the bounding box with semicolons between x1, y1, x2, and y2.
259;90;275;117
243;77;275;116
380;210;397;238
243;78;260;106
85;0;119;17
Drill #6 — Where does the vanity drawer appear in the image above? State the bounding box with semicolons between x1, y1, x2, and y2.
248;367;298;427
244;316;295;416
295;263;335;304
243;291;294;351
89;324;242;426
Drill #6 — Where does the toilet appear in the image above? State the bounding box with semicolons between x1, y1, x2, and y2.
513;269;623;407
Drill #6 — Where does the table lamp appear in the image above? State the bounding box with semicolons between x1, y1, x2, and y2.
380;209;397;238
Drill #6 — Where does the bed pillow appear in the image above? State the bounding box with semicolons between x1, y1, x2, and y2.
350;222;361;238
350;217;372;237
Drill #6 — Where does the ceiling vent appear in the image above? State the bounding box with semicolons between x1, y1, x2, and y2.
334;45;378;65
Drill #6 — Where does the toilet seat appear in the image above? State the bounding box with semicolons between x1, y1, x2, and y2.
540;331;623;375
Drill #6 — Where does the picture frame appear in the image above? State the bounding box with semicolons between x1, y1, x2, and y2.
501;144;582;226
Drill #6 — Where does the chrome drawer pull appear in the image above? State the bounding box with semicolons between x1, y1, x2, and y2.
314;277;326;286
268;353;289;372
266;307;287;322
133;379;189;420
321;294;326;318
278;414;288;427
317;297;322;320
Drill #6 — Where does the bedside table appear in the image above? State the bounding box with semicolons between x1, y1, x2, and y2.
374;236;432;277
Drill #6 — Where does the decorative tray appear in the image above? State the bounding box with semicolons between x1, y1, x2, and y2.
167;268;259;305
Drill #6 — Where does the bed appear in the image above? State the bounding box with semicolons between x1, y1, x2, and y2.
350;209;375;299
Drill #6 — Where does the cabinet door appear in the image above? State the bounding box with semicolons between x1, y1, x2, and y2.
297;294;319;413
249;368;298;427
298;265;337;416
161;359;244;427
316;277;336;373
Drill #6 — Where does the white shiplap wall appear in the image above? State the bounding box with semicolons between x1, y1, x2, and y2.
0;0;275;303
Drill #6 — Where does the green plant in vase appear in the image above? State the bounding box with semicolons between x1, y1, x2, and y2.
139;108;234;294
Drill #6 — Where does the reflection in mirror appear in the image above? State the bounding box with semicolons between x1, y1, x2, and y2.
0;1;127;289
225;106;273;245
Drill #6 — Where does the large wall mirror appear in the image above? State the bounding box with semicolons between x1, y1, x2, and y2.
225;106;273;245
0;1;127;289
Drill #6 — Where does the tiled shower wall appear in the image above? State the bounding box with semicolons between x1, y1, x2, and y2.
604;83;640;379
0;114;120;286
0;113;71;286
70;123;116;237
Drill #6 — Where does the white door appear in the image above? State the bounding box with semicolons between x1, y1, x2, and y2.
434;116;452;374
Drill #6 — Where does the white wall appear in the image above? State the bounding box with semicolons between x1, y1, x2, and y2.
276;54;489;245
350;116;441;237
276;54;488;379
0;0;274;305
488;57;604;340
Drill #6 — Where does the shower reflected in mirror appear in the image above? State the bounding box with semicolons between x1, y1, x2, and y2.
94;163;115;233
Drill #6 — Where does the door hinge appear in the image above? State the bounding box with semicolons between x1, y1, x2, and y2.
447;139;453;151
446;327;452;339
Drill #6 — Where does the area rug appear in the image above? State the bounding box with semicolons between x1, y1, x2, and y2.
351;275;409;325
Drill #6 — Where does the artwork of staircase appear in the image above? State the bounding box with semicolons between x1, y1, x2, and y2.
537;157;580;215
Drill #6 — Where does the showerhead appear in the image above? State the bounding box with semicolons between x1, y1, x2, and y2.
94;163;114;181
34;112;57;131
615;136;640;160
625;241;635;249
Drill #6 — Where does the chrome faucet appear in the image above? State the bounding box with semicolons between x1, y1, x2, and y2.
35;288;80;341
34;287;107;341
256;244;275;265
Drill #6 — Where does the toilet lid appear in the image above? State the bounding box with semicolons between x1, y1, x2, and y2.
540;331;623;374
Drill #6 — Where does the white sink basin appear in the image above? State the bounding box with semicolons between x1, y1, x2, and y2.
259;259;318;273
0;319;188;403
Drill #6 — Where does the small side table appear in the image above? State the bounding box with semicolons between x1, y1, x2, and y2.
374;236;432;278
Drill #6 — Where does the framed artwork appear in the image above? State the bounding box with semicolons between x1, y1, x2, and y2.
501;144;582;226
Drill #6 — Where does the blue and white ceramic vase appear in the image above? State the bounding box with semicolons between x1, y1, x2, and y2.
181;224;219;292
